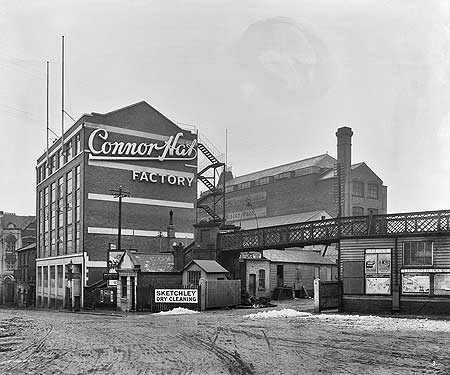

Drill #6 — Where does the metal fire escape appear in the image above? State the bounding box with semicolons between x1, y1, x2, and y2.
197;134;225;222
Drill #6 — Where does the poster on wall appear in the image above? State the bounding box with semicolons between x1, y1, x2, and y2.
108;250;124;287
434;274;450;296
402;274;430;294
377;253;391;274
365;249;391;294
365;253;378;274
366;276;391;294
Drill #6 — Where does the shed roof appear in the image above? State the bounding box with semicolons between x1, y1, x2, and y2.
262;249;336;265
128;252;176;272
184;259;229;273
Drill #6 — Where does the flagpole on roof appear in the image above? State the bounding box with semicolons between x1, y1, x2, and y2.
46;61;49;168
61;35;65;156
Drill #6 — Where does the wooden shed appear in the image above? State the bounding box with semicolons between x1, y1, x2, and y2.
182;259;229;287
240;249;337;299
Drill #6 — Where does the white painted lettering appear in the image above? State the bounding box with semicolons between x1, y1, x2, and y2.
186;177;194;187
132;171;140;181
140;172;149;182
167;175;177;185
149;173;158;183
178;176;186;186
88;129;197;162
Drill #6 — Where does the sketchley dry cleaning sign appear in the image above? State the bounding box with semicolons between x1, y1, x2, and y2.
155;289;198;303
88;128;197;161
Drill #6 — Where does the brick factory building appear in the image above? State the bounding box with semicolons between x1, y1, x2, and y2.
35;101;198;309
198;127;387;228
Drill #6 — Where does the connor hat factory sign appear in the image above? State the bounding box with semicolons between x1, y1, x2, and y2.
88;128;197;162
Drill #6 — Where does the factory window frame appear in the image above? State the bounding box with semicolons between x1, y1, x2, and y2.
65;141;73;163
240;181;252;190
352;206;364;216
225;185;234;193
43;267;48;288
403;241;433;266
74;133;81;155
187;271;201;287
258;269;266;290
367;183;379;199
274;172;291;180
258;177;270;185
352;181;364;197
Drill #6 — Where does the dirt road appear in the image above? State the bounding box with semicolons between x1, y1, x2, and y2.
0;301;449;374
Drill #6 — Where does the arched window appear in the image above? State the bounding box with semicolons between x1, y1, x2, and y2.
258;269;266;289
5;234;17;253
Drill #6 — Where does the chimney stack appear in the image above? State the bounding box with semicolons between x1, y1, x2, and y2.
167;210;175;246
336;127;353;217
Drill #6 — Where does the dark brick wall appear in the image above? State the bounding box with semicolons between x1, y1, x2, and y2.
343;297;392;314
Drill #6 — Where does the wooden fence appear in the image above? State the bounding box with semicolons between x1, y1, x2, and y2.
199;279;241;310
137;285;200;313
314;279;341;313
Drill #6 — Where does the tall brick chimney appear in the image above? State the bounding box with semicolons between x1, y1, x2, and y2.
336;127;353;217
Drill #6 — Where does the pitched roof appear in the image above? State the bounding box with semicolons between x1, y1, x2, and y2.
228;154;336;186
319;162;369;180
262;249;336;265
238;210;332;230
0;215;35;230
185;259;229;273
129;252;176;272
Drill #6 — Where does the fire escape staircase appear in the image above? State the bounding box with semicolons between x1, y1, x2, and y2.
197;140;225;222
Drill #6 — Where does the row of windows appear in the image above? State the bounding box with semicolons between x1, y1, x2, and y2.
225;176;381;198
37;132;81;184
353;181;379;199
37;265;64;289
38;165;81;258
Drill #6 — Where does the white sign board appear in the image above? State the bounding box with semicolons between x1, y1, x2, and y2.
155;289;198;303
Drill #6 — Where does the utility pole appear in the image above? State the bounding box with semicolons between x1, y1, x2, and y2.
110;186;130;252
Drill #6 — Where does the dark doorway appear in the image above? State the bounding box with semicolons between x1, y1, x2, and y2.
5;282;15;303
277;265;284;287
249;274;256;297
131;277;136;311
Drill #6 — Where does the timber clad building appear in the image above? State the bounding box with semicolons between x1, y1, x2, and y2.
341;233;450;315
35;102;197;309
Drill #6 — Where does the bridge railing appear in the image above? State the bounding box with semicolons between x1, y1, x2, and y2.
218;209;450;251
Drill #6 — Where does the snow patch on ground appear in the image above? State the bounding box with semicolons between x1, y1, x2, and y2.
317;313;450;332
244;308;312;319
155;308;199;316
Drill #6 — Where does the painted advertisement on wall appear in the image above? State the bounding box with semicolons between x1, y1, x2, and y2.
365;249;391;295
402;274;430;294
365;276;391;294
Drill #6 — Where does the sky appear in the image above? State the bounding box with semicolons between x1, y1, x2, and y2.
1;0;450;215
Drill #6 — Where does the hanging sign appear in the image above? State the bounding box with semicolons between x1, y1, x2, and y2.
88;128;197;161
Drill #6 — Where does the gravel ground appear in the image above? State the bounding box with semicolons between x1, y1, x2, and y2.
0;299;449;374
